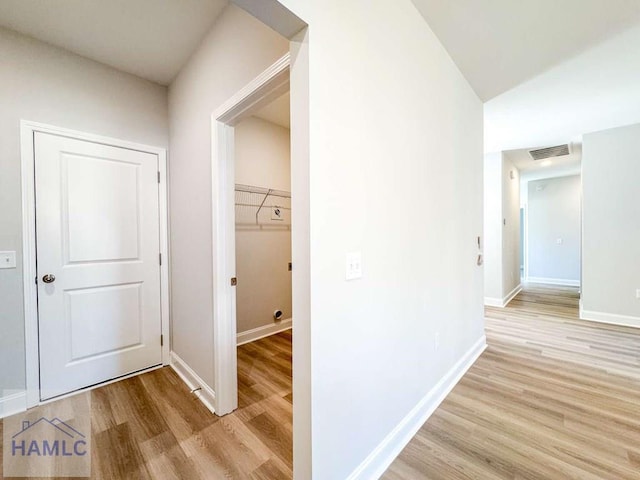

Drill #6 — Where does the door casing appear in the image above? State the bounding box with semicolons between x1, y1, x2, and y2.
210;53;290;415
20;120;171;408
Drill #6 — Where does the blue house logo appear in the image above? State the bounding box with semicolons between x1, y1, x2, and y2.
11;417;87;458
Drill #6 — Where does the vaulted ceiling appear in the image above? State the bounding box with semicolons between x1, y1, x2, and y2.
411;0;640;101
0;0;228;85
3;0;640;98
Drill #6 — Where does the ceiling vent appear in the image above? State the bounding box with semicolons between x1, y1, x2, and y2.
529;144;571;161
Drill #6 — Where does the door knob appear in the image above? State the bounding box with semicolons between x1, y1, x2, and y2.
42;274;56;284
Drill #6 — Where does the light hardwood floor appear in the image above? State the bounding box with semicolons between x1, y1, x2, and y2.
383;284;640;480
0;330;293;480
4;286;640;479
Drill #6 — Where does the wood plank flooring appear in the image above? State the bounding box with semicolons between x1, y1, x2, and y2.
383;284;640;480
4;285;640;479
0;330;292;480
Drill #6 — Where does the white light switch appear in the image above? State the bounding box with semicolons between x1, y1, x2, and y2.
556;238;563;245
0;251;16;269
346;252;362;280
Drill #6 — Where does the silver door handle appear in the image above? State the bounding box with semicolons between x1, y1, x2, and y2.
42;274;56;284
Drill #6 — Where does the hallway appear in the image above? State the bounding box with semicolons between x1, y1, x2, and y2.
384;284;640;479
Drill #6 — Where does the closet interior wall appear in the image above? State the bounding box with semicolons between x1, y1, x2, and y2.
234;115;292;337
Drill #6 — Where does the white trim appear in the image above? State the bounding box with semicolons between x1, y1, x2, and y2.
346;336;487;480
484;297;504;307
210;53;290;415
526;277;580;287
484;284;522;308
579;308;640;329
158;150;171;365
237;319;292;346
522;203;529;281
20;120;170;408
502;284;522;306
170;352;216;415
20;124;39;409
0;391;27;419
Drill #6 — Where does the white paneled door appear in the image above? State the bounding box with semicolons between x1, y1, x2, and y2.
35;132;162;400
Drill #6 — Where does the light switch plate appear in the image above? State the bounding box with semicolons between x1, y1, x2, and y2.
346;252;362;280
0;251;16;269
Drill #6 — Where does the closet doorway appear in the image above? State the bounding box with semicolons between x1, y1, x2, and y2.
210;54;293;415
234;91;292;427
234;95;292;345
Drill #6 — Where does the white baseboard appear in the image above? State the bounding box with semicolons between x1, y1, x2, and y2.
484;297;503;307
237;318;292;346
484;284;522;308
0;391;27;419
527;277;580;287
579;307;640;329
346;335;487;480
170;352;216;414
502;284;522;307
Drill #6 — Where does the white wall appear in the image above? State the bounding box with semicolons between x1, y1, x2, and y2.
484;153;503;301
249;1;485;478
582;123;640;326
236;117;291;191
0;27;168;401
235;116;292;333
484;152;520;306
527;175;581;285
168;5;288;389
502;155;521;297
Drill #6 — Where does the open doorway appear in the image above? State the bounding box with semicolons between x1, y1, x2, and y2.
209;53;292;416
524;175;581;286
235;93;292;345
234;93;293;422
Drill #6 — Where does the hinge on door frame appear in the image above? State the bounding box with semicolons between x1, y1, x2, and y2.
159;253;162;266
160;334;164;347
158;171;161;183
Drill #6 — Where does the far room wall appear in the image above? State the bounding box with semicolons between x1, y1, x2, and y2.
526;175;581;285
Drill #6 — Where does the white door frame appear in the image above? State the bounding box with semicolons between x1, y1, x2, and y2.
20;120;171;408
210;53;290;415
522;204;529;282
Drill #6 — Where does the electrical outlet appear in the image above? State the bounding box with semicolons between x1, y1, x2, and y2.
556;238;563;245
636;289;640;299
271;206;283;221
345;252;362;280
0;251;16;269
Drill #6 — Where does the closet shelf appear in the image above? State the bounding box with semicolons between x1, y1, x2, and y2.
235;183;291;224
235;183;290;199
